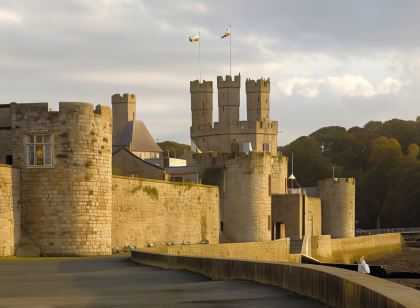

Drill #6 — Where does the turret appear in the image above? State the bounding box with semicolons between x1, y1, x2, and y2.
217;75;240;125
246;78;270;122
317;178;356;238
190;80;213;129
112;93;136;141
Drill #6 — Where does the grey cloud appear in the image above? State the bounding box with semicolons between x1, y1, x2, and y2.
0;0;419;145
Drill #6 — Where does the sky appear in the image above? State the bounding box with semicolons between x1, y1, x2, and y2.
0;0;419;145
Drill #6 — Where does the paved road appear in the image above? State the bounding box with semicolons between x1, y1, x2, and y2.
0;257;326;307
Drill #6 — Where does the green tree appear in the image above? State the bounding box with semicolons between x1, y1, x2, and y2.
407;143;419;160
157;140;190;158
280;136;334;187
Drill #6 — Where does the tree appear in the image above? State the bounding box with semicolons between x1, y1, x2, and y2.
407;143;419;160
280;136;334;187
157;141;190;158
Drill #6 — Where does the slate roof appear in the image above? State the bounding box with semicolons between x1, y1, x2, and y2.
113;120;162;152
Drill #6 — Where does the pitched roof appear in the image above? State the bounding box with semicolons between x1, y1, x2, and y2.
113;120;162;152
112;148;164;170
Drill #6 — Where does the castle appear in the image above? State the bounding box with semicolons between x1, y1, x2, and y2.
189;75;355;243
0;74;355;257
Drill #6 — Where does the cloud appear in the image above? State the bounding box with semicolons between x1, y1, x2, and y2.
278;75;402;98
376;77;402;94
0;9;22;24
325;75;376;97
278;77;324;97
0;0;418;146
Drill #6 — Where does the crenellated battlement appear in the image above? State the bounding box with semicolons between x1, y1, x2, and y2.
217;74;241;88
246;78;270;93
9;102;111;123
190;80;213;93
111;93;136;104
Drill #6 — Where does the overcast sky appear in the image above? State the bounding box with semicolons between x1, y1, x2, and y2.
1;0;419;145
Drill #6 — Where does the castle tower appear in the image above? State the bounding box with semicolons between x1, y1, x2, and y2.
190;80;213;129
246;78;270;122
317;178;355;238
112;93;136;141
223;152;285;242
217;75;240;125
9;102;113;256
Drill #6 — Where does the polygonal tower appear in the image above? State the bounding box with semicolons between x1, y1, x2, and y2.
217;75;240;126
246;78;270;122
317;178;356;238
112;93;136;141
190;80;213;130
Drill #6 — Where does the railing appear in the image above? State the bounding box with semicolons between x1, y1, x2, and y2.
356;227;420;236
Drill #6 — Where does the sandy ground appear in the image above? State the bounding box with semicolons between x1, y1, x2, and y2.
0;256;326;307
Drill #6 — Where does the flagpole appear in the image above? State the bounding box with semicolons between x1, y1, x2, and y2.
229;25;231;76
199;32;201;82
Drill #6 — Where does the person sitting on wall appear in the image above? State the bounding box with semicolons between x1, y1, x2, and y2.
358;256;370;274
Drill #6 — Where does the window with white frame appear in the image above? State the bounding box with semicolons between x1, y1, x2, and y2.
25;135;53;167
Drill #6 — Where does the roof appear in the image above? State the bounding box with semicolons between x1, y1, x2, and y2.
112;148;164;170
113;120;162;152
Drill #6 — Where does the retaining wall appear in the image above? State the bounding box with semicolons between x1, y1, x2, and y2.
310;233;403;263
137;238;290;262
132;250;420;308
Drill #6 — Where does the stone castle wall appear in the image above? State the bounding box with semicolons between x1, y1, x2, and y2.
9;102;112;256
112;176;219;248
310;233;403;263
303;196;322;238
272;194;302;240
190;76;278;155
318;178;355;238
223;152;286;242
271;194;321;240
0;165;20;256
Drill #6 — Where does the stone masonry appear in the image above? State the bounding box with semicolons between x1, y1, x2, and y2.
318;178;356;238
112;176;219;248
1;102;113;256
0;165;20;256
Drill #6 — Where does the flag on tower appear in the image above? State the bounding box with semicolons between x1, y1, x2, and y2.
221;28;230;39
189;33;200;42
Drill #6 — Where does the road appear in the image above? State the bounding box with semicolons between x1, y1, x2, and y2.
0;256;326;307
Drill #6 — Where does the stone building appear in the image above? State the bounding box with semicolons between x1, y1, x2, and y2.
0;100;219;257
0;75;356;257
112;93;163;160
0;102;113;256
189;75;355;243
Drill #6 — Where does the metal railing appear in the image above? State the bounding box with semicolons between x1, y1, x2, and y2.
356;227;420;236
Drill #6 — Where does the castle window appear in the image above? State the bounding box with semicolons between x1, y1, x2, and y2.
263;143;270;152
25;135;53;167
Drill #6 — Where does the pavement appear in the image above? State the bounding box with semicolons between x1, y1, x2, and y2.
0;256;327;307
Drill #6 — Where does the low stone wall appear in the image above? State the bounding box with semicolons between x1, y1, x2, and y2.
112;176;219;248
138;238;290;262
0;165;20;256
310;233;403;263
132;250;420;308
